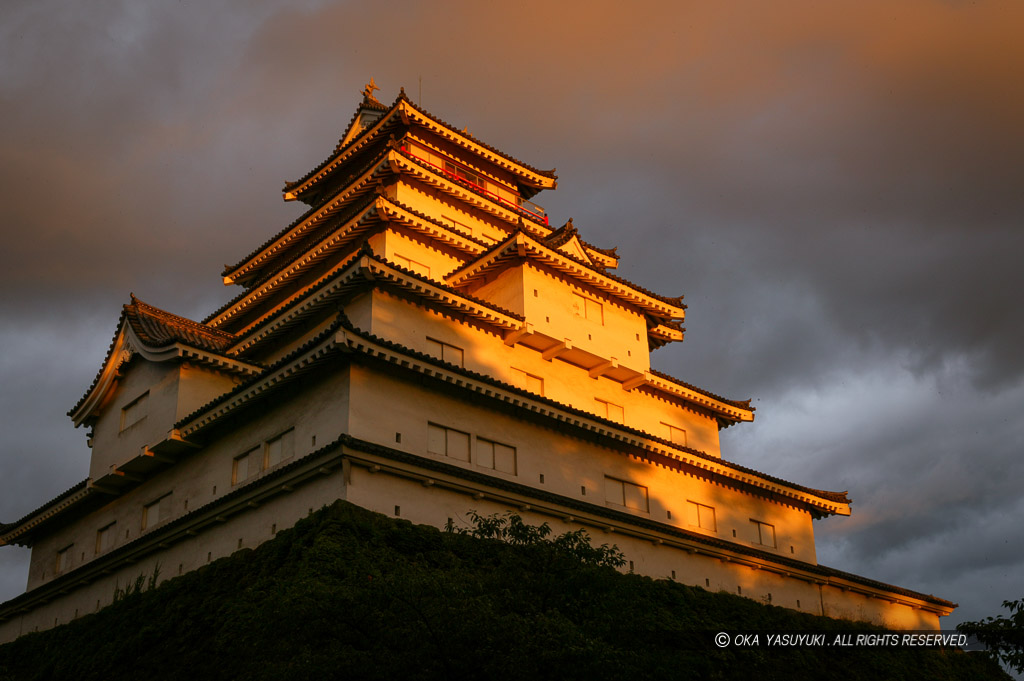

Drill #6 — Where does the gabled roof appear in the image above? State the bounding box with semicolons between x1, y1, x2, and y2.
284;90;557;205
543;219;619;269
335;81;389;149
126;296;236;353
447;229;686;320
69;297;263;427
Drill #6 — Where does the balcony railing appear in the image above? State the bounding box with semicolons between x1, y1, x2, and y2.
400;141;549;225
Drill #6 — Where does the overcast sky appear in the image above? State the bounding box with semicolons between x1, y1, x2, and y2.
1;0;1022;632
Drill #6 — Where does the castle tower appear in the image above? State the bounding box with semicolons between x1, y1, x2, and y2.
0;84;954;640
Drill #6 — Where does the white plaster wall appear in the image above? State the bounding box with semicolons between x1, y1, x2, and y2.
1;470;347;644
88;361;180;481
346;364;816;563
26;364;352;592
359;290;721;456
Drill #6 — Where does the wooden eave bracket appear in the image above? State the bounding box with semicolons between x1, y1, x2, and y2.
542;339;572;361
588;359;618;379
621;372;651;391
503;323;533;346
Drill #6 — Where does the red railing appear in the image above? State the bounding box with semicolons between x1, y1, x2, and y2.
400;141;549;225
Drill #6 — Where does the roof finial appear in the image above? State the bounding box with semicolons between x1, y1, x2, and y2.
361;77;382;106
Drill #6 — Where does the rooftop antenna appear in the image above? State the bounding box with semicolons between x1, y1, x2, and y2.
418;75;422;106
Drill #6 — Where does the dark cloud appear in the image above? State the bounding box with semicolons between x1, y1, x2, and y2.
2;0;1022;630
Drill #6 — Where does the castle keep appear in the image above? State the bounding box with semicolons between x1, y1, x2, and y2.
0;83;954;640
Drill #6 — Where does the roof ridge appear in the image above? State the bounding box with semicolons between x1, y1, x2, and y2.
129;297;236;342
400;97;557;180
453;229;687;313
647;368;752;410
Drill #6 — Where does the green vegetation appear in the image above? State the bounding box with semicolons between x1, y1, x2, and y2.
0;501;1008;680
959;598;1024;674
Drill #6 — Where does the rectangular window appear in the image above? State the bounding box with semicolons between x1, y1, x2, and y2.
142;493;172;530
686;501;716;532
120;391;149;432
392;253;431;278
604;476;649;512
266;429;295;468
477;438;517;475
662;423;687;446
595;398;624;423
95;522;116;555
56;545;73;574
427;423;470;462
510;367;544;395
572;292;604;324
232;447;261;485
426;337;464;367
751;520;777;548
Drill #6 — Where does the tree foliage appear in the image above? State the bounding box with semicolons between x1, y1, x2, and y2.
446;510;626;568
0;501;1010;681
958;598;1024;674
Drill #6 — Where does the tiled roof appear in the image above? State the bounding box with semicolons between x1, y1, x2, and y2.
398;90;557;180
451;229;687;314
126;296;235;353
396;150;551;231
284;90;557;201
542;219;618;267
69;298;248;419
177;314;845;512
0;479;91;545
228;149;391;281
282;104;401;194
648;368;754;411
543;219;581;248
226;244;525;354
176;317;350;428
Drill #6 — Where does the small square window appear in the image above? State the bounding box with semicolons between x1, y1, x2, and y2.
595;398;624;422
427;423;470;461
266;429;295;468
510;367;544;395
233;447;261;485
661;423;687;446
687;501;716;532
56;545;74;575
604;476;649;512
120;392;149;432
142;493;172;530
477;438;517;475
95;523;116;555
426;337;465;367
751;520;776;548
